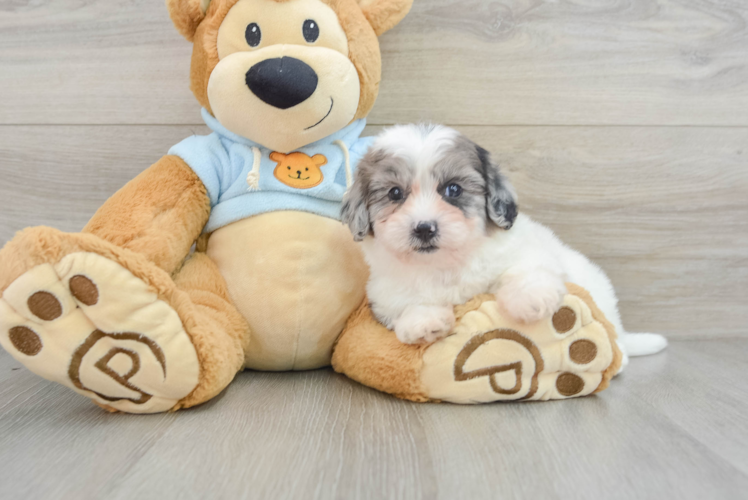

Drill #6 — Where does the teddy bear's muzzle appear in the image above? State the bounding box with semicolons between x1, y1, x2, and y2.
245;56;319;110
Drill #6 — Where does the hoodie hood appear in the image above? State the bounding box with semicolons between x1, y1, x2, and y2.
169;109;373;233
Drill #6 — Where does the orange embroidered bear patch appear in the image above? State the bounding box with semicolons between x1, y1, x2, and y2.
270;152;328;189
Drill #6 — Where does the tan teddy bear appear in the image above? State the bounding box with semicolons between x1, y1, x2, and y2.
0;0;414;413
0;0;622;413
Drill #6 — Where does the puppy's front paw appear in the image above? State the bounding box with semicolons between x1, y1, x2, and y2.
497;271;566;323
394;306;455;345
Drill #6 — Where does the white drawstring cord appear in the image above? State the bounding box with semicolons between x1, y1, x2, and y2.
246;146;261;191
334;139;353;192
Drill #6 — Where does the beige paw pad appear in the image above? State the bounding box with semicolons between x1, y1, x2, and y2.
420;294;616;403
0;252;200;413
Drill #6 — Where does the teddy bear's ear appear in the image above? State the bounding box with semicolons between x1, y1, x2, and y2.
166;0;212;41
357;0;414;36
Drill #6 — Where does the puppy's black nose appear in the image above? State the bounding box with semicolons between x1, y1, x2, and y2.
246;57;318;110
414;221;438;243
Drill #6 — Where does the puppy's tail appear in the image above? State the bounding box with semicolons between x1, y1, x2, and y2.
620;332;668;357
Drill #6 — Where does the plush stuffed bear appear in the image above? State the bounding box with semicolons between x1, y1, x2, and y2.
0;0;412;413
0;0;622;413
333;285;622;403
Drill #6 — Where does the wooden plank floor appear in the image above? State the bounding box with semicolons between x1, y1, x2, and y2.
1;339;747;500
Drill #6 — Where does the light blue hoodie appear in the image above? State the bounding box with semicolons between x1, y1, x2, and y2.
169;109;374;233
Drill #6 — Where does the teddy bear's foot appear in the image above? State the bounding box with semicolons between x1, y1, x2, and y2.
420;288;621;403
0;251;200;413
333;284;623;404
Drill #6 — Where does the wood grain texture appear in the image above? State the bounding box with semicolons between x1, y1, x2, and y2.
1;0;747;125
457;125;748;339
1;340;747;500
1;124;745;339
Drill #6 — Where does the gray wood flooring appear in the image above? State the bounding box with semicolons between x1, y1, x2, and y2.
1;340;746;500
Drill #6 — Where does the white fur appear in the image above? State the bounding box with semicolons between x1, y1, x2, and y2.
394;304;456;345
361;125;668;368
373;124;460;168
364;213;669;367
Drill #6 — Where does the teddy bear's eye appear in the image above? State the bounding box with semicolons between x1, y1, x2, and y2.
287;166;291;170
303;20;319;43
245;23;261;47
305;168;309;171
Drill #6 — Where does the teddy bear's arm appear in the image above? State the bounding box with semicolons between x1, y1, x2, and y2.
82;155;210;275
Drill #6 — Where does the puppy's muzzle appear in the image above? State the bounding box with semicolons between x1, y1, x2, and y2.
246;57;318;110
414;221;438;244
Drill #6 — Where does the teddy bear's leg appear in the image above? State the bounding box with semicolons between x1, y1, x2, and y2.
0;227;246;413
333;285;624;404
80;155;210;275
332;301;432;402
170;252;249;409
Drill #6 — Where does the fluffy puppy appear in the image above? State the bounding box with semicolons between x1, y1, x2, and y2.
342;124;667;366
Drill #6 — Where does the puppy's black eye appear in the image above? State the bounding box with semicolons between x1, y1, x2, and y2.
303;19;320;43
443;183;463;198
245;23;261;47
388;187;405;202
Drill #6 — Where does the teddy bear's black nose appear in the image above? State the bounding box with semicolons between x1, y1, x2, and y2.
246;57;318;110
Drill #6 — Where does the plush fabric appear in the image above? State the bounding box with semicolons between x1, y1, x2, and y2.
82;155;210;274
0;228;248;412
206;211;368;370
357;0;413;36
210;0;363;152
331;0;383;120
172;252;250;408
332;298;430;401
166;0;209;42
179;0;387;121
169;110;373;232
332;285;622;403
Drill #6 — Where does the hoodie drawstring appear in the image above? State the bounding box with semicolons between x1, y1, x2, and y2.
334;139;353;191
246;146;261;191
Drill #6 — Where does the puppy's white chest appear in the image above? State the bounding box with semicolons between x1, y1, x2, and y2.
367;263;495;325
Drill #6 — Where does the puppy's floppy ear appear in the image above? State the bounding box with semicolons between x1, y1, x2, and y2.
341;176;371;242
475;145;518;230
166;0;211;42
356;0;414;36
